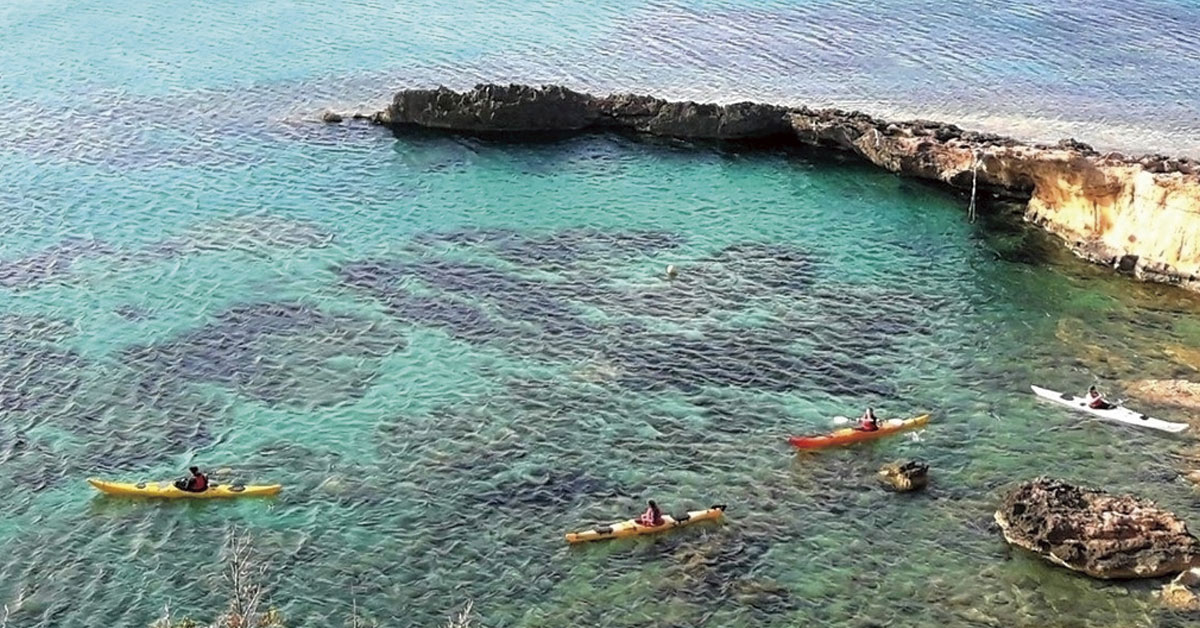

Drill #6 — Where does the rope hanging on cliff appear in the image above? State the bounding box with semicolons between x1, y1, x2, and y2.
967;151;982;223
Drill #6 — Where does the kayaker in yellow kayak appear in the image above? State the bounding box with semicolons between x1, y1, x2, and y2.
635;500;664;527
174;466;209;493
857;408;880;432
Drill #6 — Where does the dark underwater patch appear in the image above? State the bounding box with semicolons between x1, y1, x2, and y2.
145;215;334;261
415;227;684;269
580;241;818;321
339;257;602;359
0;427;68;496
0;337;85;413
660;533;801;618
340;228;933;400
0;238;114;289
124;302;402;407
475;468;628;511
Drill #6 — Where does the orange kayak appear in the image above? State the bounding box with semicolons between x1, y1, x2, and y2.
789;414;930;450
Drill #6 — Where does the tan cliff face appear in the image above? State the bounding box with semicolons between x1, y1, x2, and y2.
789;109;1200;290
375;84;1200;294
1024;164;1200;288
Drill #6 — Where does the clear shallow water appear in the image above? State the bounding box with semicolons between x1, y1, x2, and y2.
3;2;1200;627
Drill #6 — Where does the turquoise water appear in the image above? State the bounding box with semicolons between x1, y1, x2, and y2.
3;2;1200;627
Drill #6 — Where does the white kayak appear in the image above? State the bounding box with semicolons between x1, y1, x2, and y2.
1030;385;1188;434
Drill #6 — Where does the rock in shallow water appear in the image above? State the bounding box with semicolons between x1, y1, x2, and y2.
1124;379;1200;412
1159;567;1200;611
994;477;1200;579
878;459;929;492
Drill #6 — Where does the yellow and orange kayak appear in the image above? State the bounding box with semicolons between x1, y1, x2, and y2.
565;505;726;544
789;414;931;450
87;478;282;499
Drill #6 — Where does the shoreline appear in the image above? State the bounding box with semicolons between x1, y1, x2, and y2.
350;83;1200;294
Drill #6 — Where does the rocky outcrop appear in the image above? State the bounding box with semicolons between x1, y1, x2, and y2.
386;84;794;139
390;84;599;133
378;84;1200;292
598;93;792;139
994;477;1200;579
878;460;929;492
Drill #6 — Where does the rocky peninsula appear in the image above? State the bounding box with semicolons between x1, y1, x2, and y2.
361;84;1200;292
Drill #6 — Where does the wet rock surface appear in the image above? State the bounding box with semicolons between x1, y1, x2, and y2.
1160;568;1200;611
879;460;929;492
995;477;1200;579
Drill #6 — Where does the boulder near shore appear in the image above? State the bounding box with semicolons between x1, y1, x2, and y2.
995;477;1200;579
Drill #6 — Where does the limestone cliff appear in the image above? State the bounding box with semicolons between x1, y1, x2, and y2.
376;84;1200;292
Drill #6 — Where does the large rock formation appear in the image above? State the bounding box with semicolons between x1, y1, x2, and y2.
389;84;599;133
378;84;1200;292
384;84;795;139
995;477;1200;579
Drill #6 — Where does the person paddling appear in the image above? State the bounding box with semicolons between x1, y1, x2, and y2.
636;500;664;527
857;407;880;432
1086;385;1115;410
175;466;209;493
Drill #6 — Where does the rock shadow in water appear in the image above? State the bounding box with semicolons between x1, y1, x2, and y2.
0;238;114;289
124;302;402;407
415;227;684;270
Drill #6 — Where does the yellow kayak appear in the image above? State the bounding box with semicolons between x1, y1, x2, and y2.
87;478;282;499
565;504;726;544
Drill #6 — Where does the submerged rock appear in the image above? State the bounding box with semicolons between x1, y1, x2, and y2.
1159;568;1200;611
1124;379;1200;412
994;477;1200;579
1186;470;1200;487
878;460;929;492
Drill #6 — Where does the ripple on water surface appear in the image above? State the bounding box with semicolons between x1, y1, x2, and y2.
2;0;1200;625
2;132;1200;626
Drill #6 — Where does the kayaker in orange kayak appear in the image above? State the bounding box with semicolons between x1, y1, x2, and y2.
1086;386;1115;410
857;408;880;432
174;466;209;493
636;500;664;527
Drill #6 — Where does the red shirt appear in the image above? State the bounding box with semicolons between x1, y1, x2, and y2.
637;506;663;527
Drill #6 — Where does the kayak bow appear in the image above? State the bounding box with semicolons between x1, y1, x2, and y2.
565;504;726;544
789;414;931;450
87;478;282;499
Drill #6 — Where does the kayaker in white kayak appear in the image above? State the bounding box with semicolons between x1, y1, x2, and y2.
636;500;664;527
174;466;209;493
1086;386;1115;410
857;408;880;432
